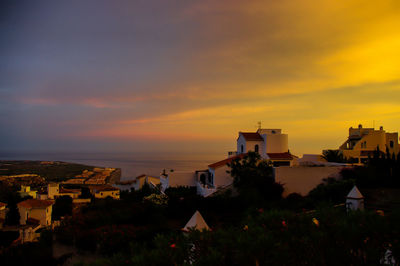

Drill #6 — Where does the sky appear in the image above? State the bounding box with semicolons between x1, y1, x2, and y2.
1;0;400;158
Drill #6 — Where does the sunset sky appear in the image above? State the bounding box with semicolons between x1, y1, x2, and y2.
1;0;400;157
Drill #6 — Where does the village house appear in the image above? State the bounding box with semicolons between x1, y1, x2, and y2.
89;185;120;199
339;124;399;164
47;183;81;199
162;128;297;196
17;199;54;227
160;127;347;198
18;185;37;199
234;129;296;166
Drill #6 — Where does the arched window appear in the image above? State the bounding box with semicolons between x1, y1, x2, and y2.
390;141;394;148
241;145;244;153
255;144;259;153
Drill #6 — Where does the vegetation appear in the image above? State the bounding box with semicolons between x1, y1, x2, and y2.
52;195;73;220
228;152;283;203
0;160;95;182
3;153;400;265
321;149;345;163
340;148;400;188
0;182;21;225
76;208;400;266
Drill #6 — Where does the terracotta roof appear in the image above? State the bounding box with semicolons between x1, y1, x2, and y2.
267;152;295;160
18;199;53;209
208;153;247;169
59;187;81;194
0;202;7;208
240;132;264;141
92;185;119;192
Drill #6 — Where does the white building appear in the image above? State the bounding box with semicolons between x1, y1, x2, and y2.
346;186;365;211
161;128;298;197
234;129;296;166
182;210;210;232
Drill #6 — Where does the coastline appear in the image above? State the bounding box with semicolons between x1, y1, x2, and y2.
0;151;220;180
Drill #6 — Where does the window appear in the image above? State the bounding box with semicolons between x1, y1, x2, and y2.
361;141;366;148
390;141;394;148
241;145;244;153
200;173;206;184
254;144;259;153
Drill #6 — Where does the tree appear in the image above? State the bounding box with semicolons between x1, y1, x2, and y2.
52;196;73;220
5;201;20;226
321;149;345;163
228;152;283;203
1;182;21;226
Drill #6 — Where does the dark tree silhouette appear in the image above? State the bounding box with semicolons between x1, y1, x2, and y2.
321;149;345;163
5;201;20;226
228;152;283;203
52;195;73;220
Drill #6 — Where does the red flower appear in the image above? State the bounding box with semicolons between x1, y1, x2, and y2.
170;243;176;248
282;220;287;227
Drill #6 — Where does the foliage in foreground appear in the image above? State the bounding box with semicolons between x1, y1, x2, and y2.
82;208;399;266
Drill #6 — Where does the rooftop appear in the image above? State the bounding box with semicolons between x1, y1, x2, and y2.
18;199;54;209
208;153;247;169
91;185;119;192
267;152;296;160
240;132;264;141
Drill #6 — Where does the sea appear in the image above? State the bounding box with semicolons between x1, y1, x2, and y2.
0;151;224;181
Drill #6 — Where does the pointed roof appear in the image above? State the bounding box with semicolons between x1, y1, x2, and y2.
208;153;247;169
183;211;210;232
347;186;364;199
239;132;264;141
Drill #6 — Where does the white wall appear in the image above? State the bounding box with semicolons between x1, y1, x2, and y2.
209;165;233;188
237;135;247;154
237;135;264;155
275;166;343;197
168;171;197;187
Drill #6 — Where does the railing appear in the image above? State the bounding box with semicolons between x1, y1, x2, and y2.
228;151;238;157
196;182;217;197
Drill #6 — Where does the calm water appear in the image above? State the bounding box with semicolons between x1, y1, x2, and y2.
0;151;223;181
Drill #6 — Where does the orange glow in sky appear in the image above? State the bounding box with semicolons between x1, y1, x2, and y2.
1;0;400;156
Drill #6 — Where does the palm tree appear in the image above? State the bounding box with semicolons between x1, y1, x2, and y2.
322;149;345;163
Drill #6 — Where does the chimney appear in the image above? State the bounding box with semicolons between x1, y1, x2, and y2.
358;124;362;129
380;126;383;131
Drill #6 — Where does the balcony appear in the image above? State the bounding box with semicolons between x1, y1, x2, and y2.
196;182;217;197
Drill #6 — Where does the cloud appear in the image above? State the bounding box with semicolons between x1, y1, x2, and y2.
1;0;400;154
